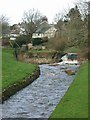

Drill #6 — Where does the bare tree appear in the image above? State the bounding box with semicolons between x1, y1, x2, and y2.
0;21;2;36
53;12;64;23
53;34;67;52
75;0;89;18
50;11;68;52
22;9;43;37
0;14;10;36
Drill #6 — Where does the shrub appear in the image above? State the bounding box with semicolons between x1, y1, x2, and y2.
32;38;48;46
54;37;66;52
47;34;67;52
15;35;31;47
2;37;10;46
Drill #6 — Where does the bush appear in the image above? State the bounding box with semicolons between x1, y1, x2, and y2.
15;35;31;47
2;37;10;46
47;34;67;52
32;38;48;46
78;47;89;61
54;37;66;52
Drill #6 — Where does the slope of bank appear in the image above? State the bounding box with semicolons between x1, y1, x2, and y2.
2;48;40;102
50;62;88;118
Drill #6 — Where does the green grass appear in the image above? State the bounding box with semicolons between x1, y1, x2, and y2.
50;62;88;118
64;47;80;53
2;48;37;90
29;49;56;53
30;47;80;53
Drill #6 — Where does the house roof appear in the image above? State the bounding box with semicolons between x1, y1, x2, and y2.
34;20;51;34
35;26;51;33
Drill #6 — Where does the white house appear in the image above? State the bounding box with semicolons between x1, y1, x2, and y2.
32;17;57;39
10;23;26;37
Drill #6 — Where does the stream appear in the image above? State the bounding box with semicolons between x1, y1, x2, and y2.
2;63;80;118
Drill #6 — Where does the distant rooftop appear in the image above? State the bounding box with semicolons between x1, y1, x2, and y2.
42;16;48;22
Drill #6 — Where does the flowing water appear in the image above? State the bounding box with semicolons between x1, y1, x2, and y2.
2;63;80;118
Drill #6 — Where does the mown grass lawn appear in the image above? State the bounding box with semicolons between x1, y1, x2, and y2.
50;62;88;118
2;48;37;90
64;47;80;53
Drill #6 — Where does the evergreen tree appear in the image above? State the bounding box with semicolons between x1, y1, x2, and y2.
66;5;84;47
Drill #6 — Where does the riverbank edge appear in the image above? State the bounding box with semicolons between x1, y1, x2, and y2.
18;51;64;64
2;65;40;103
49;62;88;118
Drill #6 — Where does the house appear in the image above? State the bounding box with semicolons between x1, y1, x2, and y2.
32;16;57;39
10;23;26;37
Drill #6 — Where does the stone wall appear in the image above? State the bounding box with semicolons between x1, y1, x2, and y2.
26;58;57;64
23;51;63;64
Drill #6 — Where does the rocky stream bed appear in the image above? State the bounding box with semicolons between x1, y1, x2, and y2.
1;62;80;119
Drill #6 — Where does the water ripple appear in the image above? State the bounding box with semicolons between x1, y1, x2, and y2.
2;63;79;118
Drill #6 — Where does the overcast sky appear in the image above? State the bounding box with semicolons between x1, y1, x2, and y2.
0;0;78;25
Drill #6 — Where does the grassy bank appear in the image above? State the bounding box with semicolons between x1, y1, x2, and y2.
50;62;88;118
64;47;80;53
29;49;56;53
2;48;37;90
